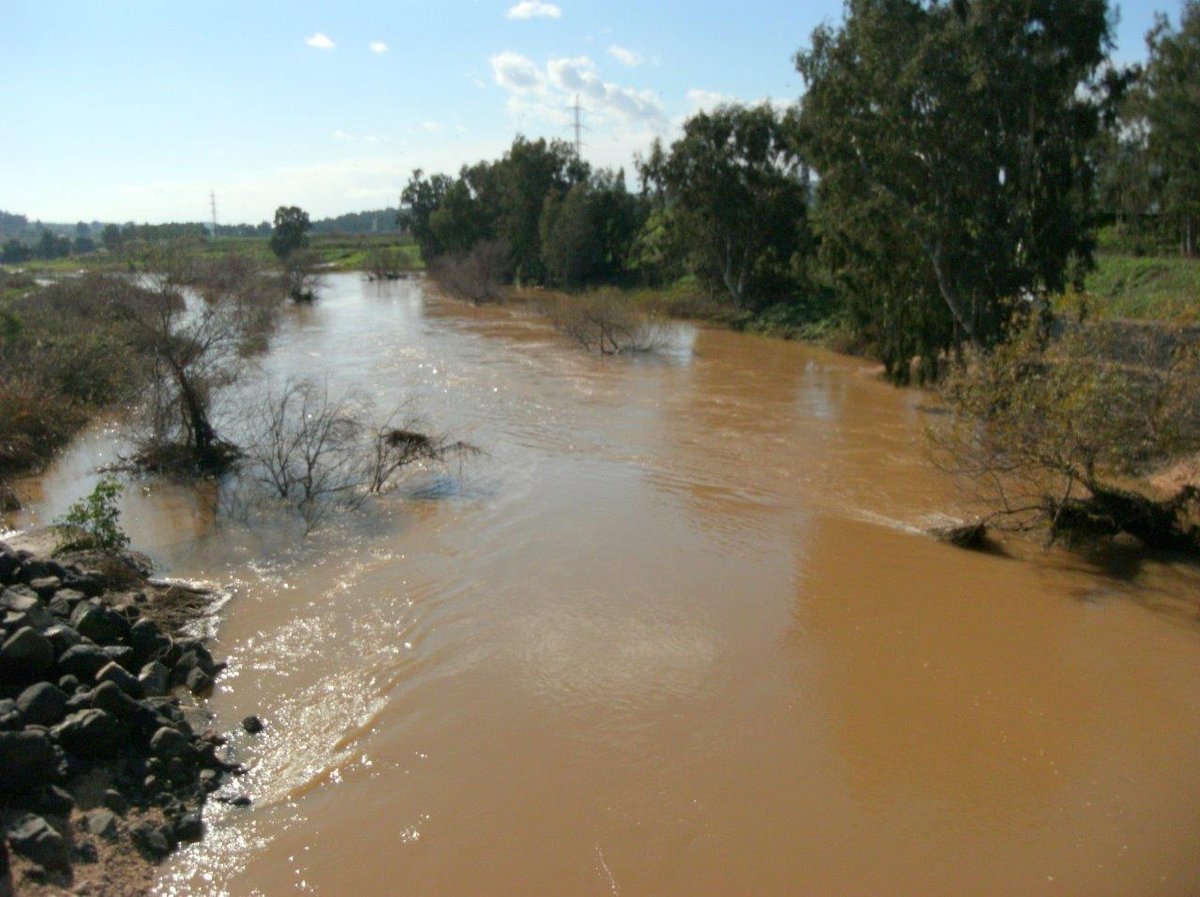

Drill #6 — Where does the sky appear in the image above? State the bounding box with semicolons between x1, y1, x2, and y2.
0;0;1180;225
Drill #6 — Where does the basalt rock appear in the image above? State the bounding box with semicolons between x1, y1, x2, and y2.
0;627;55;681
7;814;70;874
15;682;69;727
52;708;123;759
57;644;110;682
70;601;129;646
27;577;61;600
0;730;63;791
0;538;239;884
95;661;143;698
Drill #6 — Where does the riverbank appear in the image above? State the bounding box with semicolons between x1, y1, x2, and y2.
0;535;250;896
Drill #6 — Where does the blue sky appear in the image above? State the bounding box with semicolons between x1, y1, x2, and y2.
0;0;1179;224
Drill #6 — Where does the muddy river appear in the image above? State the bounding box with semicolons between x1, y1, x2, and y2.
11;274;1200;895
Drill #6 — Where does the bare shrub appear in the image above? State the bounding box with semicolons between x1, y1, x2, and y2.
430;240;511;305
0;276;152;480
932;314;1200;550
365;246;415;281
548;290;666;355
282;249;324;303
364;412;479;494
244;380;364;530
243;378;478;531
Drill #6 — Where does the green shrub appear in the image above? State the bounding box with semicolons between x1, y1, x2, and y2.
54;476;129;552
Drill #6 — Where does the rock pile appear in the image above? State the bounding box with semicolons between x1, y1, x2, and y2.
0;540;247;892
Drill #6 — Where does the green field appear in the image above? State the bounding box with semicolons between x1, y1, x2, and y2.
0;233;423;278
1085;253;1200;322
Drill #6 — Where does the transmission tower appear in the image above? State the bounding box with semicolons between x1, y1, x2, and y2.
567;94;587;157
209;190;218;240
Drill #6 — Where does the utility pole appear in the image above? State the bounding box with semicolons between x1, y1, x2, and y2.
209;190;218;240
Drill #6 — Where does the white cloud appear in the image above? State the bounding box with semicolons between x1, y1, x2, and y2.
607;44;642;67
332;130;354;141
686;88;734;112
369;41;389;54
305;32;336;50
421;121;442;134
547;56;603;98
506;1;561;19
490;51;545;93
544;56;664;125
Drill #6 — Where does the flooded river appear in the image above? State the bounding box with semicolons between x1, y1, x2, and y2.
12;274;1200;896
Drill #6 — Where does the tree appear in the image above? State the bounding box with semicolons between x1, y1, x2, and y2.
36;228;70;260
270;206;311;260
540;183;602;289
401;170;455;263
639;103;813;308
490;136;588;283
795;0;1111;382
101;224;123;253
1;239;30;264
430;240;511;305
115;261;282;472
1138;1;1200;255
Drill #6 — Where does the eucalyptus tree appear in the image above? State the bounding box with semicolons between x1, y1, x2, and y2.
640;103;812;308
795;0;1111;382
1138;1;1200;256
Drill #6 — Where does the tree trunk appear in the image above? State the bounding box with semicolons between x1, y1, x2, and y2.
1050;483;1198;552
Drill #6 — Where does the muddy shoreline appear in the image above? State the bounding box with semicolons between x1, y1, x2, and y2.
0;533;252;897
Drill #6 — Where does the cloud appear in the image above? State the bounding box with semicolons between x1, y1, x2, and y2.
607;45;642;67
332;130;354;141
545;56;664;125
369;41;389;54
305;32;335;50
420;121;442;134
547;56;603;98
685;88;734;112
490;51;545;93
506;1;561;19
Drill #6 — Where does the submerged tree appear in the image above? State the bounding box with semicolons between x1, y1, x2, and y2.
796;0;1111;382
244;377;479;531
115;259;285;473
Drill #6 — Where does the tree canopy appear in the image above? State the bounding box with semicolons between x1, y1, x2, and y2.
269;206;312;260
1139;1;1200;255
639;103;813;308
795;0;1111;382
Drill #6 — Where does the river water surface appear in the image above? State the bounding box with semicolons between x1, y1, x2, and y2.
13;274;1200;896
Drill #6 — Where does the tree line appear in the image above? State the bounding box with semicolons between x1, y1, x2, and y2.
405;0;1198;388
402;106;815;309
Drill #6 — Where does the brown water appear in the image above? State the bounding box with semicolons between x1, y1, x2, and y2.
12;275;1200;896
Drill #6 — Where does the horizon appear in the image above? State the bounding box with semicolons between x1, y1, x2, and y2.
1;0;1177;225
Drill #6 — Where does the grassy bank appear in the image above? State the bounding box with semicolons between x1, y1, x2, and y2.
1084;253;1200;322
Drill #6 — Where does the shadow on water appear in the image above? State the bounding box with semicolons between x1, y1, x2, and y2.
1047;537;1200;624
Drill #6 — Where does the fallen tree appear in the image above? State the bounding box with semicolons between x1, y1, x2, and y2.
932;313;1200;552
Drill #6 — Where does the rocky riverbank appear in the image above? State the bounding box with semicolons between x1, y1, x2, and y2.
0;537;251;896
